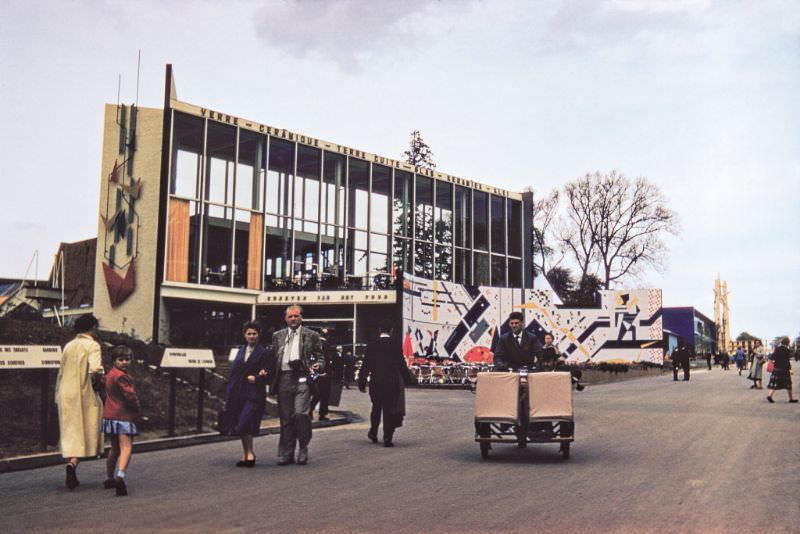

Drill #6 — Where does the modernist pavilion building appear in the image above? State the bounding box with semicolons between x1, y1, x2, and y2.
92;66;533;353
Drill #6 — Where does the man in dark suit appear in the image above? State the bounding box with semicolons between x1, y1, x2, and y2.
358;321;407;447
492;311;542;447
672;343;690;381
493;311;542;371
310;329;335;421
271;305;324;465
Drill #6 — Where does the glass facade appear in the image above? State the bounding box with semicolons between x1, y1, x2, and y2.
165;110;527;291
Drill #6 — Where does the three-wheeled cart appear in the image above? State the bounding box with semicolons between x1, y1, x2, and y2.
474;370;574;459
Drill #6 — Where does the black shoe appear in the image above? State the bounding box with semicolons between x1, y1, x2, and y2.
115;477;128;496
575;384;585;391
65;464;78;490
384;441;394;447
277;457;294;466
319;415;330;421
103;479;116;489
236;459;256;468
767;396;774;403
367;432;378;444
789;399;798;403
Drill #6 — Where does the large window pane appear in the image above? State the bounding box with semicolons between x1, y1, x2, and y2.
415;175;433;241
491;195;505;254
435;245;452;281
491;255;506;287
414;241;433;279
298;145;321;233
348;159;369;230
267;138;294;220
473;191;488;251
321;234;344;287
322;151;345;237
474;252;489;286
393;237;412;276
393;170;412;237
233;209;250;289
347;229;368;279
508;257;522;288
236;131;263;210
170;112;204;198
507;198;522;257
455;248;470;285
435;182;453;245
205;122;236;205
264;228;291;288
371;164;391;235
201;204;233;287
370;234;389;275
454;186;471;248
293;234;318;288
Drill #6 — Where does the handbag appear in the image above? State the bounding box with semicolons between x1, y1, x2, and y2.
766;361;774;373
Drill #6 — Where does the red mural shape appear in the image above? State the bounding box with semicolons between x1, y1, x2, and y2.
102;259;136;307
464;346;494;364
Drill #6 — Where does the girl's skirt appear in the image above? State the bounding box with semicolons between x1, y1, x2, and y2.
102;418;138;436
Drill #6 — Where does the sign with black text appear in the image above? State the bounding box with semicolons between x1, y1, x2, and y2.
0;345;62;369
160;348;215;368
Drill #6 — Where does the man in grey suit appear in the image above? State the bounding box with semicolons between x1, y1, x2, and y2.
271;305;324;465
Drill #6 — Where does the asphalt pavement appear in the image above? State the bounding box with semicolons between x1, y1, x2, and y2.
1;368;798;533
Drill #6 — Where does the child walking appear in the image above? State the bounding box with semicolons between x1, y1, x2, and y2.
102;346;141;496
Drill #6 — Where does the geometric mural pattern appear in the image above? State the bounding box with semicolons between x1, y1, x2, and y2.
402;274;663;365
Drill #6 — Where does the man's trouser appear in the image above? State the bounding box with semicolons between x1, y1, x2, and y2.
277;372;312;460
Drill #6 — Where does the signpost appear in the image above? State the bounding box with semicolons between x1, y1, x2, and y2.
0;345;62;449
159;348;215;436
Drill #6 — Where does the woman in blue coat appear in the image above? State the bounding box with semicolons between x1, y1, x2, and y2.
222;321;276;467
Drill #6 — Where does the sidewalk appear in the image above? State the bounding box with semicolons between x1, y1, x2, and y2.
0;410;357;474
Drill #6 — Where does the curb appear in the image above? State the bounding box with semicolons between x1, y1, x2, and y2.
0;410;359;474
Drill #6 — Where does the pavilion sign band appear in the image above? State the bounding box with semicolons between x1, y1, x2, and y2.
179;101;516;199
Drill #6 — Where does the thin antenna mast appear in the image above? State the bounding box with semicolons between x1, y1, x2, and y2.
135;49;141;107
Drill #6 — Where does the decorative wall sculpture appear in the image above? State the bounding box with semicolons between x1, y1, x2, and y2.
402;273;663;364
100;105;141;308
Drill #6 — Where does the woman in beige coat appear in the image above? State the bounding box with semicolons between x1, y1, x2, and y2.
55;314;104;489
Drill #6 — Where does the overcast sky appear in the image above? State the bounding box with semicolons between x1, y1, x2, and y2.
1;0;798;341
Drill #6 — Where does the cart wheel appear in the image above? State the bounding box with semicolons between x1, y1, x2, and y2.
560;441;570;459
480;442;491;460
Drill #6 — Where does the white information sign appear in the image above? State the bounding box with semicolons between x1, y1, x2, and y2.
160;348;216;369
0;345;62;369
229;347;239;362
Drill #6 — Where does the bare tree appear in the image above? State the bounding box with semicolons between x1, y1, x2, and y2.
560;171;678;288
403;130;436;170
558;177;598;282
530;187;563;277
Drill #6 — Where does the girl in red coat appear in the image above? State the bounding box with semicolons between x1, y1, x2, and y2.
102;346;141;496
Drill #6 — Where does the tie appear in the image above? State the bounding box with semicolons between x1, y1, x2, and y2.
284;330;295;362
515;335;521;346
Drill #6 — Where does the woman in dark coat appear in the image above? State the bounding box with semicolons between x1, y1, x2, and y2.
766;338;797;403
222;321;276;466
358;322;409;447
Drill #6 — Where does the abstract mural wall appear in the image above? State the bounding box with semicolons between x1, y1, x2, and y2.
402;274;663;365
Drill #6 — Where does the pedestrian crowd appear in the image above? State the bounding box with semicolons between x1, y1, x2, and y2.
53;308;797;498
53;305;410;495
669;338;797;404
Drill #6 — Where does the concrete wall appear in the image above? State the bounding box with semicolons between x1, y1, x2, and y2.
92;104;163;341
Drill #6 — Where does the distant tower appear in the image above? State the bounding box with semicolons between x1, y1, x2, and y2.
714;275;732;352
722;280;731;352
714;277;722;351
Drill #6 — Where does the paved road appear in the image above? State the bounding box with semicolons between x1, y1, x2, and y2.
2;368;798;533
